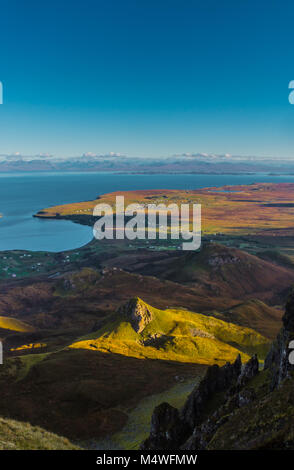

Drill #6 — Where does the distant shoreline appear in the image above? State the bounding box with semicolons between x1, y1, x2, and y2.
2;173;294;253
0;170;290;176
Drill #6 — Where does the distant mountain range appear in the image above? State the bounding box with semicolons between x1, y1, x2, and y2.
0;152;294;173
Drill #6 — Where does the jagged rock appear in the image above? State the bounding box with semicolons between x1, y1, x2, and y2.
118;297;153;333
141;290;294;451
190;328;215;339
142;334;172;348
181;354;241;430
237;354;259;387
264;289;294;389
182;418;216;450
181;385;256;450
208;255;240;267
238;388;256;407
140;403;187;450
63;278;75;290
141;355;242;450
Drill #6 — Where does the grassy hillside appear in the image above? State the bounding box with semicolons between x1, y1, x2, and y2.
70;298;270;365
0;416;79;450
214;299;283;339
0;316;34;332
207;371;294;450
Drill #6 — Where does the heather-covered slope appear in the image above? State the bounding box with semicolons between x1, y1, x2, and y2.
146;243;294;303
102;242;294;308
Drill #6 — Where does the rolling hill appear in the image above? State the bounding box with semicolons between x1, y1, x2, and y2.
140;243;294;302
0;296;270;442
100;242;294;306
0;242;291;356
70;297;270;365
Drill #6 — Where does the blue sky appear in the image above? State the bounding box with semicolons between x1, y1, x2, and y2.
0;0;293;158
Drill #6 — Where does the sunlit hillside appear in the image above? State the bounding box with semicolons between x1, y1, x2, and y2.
0;316;34;332
70;297;270;365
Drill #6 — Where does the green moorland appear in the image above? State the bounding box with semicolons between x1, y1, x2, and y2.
206;369;294;450
70;297;270;365
0;417;79;450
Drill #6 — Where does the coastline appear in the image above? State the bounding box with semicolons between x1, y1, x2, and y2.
33;182;294;238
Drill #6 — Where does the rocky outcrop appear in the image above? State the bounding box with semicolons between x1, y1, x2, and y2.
181;384;257;450
141;289;294;451
141;353;260;450
181;355;241;431
118;297;153;333
141;403;188;450
208;254;240;267
237;353;259;387
264;289;294;389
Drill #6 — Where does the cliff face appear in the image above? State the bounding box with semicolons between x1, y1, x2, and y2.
264;289;294;389
141;354;258;450
181;355;242;432
118;297;153;333
141;290;294;450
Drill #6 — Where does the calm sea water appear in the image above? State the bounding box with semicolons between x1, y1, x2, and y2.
0;172;293;252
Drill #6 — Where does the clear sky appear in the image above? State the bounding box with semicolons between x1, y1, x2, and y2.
0;0;294;158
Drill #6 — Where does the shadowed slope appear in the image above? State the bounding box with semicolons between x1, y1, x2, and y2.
151;243;294;302
0;349;205;440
